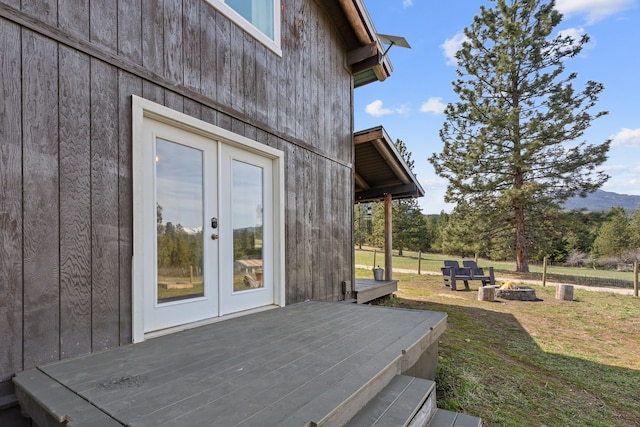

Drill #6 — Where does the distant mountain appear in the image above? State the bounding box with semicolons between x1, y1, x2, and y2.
564;190;640;212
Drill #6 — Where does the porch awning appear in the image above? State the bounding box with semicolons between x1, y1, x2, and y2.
354;126;425;203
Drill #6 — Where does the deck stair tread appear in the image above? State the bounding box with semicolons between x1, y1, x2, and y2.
345;374;436;427
427;408;482;427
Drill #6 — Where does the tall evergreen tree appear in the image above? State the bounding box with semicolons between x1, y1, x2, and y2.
429;0;610;272
629;209;640;250
393;199;430;255
392;139;428;255
369;139;429;254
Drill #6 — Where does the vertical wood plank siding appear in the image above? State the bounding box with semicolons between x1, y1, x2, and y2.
0;0;355;386
90;59;121;351
59;47;92;359
0;17;23;381
22;29;60;369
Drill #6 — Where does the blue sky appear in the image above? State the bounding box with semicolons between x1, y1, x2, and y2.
354;0;640;214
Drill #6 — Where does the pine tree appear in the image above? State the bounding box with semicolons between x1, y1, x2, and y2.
629;209;640;250
368;139;429;254
392;139;428;255
429;0;610;272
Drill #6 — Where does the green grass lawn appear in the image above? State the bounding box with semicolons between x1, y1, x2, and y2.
363;269;640;426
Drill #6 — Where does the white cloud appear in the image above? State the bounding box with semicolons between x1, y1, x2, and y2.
557;27;587;47
420;97;446;114
403;0;413;7
421;176;448;188
395;104;411;115
554;26;594;57
611;128;640;147
364;100;410;117
441;32;468;66
558;27;585;40
365;100;393;117
555;0;634;24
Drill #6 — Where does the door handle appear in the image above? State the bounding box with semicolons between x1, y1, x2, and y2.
211;234;219;240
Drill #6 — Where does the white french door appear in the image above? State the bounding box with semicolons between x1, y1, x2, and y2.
219;145;274;315
132;97;285;341
143;119;219;332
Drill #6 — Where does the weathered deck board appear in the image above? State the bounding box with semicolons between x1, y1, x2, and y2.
16;302;446;426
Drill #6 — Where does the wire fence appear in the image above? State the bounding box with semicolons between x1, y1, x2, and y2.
506;271;635;289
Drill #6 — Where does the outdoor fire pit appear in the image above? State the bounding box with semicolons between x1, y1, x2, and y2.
495;282;537;301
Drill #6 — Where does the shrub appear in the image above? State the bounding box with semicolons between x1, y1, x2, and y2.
620;248;640;264
594;257;620;270
566;251;588;267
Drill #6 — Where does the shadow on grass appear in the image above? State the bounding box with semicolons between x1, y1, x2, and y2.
385;297;640;427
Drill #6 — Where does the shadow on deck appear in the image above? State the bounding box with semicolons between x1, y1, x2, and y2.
14;302;480;426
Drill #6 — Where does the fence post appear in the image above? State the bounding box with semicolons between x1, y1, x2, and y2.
373;250;377;269
634;261;638;297
418;250;422;275
542;256;547;287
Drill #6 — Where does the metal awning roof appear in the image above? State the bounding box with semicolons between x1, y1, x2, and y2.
354;126;425;202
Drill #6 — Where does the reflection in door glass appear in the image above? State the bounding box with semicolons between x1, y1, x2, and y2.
155;138;205;303
232;161;264;292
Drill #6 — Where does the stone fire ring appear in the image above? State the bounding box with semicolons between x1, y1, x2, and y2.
495;287;537;301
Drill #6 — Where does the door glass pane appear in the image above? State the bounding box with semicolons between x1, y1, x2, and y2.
155;138;205;303
232;160;264;292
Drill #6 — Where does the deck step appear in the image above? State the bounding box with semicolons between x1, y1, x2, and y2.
354;279;398;304
345;375;436;426
13;369;122;427
427;408;482;427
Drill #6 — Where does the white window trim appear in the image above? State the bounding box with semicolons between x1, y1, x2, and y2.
131;95;286;343
206;0;282;57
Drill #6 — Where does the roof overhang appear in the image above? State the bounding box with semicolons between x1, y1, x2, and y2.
337;0;393;87
354;126;425;203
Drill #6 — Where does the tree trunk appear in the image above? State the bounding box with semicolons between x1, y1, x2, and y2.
514;205;529;272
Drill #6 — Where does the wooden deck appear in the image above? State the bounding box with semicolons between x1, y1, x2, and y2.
354;279;398;304
14;301;448;427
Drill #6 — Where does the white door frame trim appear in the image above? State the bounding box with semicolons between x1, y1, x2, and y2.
131;95;286;343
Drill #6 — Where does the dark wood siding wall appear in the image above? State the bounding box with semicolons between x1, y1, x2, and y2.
0;0;354;391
